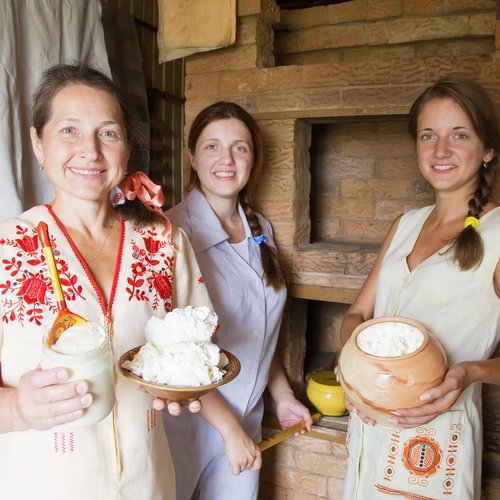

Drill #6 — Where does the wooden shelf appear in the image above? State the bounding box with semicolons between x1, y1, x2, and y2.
288;283;358;304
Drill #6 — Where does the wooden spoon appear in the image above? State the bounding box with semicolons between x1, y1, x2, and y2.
258;412;321;451
37;221;89;346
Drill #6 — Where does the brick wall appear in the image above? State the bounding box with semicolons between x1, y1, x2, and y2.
310;120;434;244
260;425;348;499
183;0;500;498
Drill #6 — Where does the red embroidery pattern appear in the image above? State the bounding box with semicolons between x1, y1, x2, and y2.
147;408;157;432
0;225;85;326
53;432;58;454
69;431;75;453
442;423;461;496
53;432;75;454
127;228;174;312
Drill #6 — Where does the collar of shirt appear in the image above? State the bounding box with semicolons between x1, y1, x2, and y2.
184;188;252;254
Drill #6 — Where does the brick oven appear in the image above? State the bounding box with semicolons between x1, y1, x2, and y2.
182;1;500;497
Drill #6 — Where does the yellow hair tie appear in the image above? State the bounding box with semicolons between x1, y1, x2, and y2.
464;216;479;229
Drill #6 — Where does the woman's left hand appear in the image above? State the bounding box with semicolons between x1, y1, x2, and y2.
390;363;469;428
275;395;313;432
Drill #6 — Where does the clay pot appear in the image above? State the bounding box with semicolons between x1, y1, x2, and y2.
306;371;346;417
337;317;447;428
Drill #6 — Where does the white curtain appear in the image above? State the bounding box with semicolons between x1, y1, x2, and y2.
0;0;110;219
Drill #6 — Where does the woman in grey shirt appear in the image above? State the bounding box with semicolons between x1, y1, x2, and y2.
163;101;312;500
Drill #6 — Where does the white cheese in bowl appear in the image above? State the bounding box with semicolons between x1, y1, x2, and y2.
356;321;423;357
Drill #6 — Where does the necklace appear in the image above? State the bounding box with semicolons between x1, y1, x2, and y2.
87;212;117;263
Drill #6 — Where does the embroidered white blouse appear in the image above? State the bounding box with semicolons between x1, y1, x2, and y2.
0;204;211;500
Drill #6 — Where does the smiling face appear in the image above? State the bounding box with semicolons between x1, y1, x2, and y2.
30;83;130;206
416;97;493;196
189;118;254;204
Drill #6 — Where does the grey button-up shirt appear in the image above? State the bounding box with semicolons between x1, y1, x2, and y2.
166;188;287;422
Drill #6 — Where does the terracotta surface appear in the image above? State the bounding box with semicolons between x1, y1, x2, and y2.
337;317;447;428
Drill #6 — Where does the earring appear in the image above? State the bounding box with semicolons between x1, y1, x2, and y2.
483;161;489;169
39;163;44;170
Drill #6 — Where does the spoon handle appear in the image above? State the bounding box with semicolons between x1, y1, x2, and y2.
37;222;67;310
258;412;321;451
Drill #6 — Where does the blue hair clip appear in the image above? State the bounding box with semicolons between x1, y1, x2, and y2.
252;234;267;245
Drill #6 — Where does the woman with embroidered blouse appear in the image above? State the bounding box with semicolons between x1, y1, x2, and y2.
340;77;500;499
0;63;217;500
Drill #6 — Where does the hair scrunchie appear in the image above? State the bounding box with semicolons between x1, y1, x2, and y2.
252;234;267;245
464;216;479;230
111;171;175;250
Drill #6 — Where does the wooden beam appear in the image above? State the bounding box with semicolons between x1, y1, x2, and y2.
287;283;357;304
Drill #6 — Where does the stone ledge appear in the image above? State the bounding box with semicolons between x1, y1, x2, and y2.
288;242;380;299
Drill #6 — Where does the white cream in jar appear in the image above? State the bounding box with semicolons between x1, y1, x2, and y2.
41;323;115;427
356;321;424;357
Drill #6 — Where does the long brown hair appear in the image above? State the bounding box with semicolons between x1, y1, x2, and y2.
32;63;160;227
188;101;285;290
408;77;499;270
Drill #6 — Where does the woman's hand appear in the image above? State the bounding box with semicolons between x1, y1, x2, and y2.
275;394;313;432
390;363;469;428
150;394;201;414
223;428;262;476
8;367;92;431
344;394;377;426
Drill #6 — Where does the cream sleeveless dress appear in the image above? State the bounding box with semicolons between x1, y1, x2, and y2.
343;205;500;500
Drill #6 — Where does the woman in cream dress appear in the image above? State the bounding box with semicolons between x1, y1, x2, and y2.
340;77;500;499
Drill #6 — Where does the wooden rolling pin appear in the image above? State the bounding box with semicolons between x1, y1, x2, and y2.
258;412;321;451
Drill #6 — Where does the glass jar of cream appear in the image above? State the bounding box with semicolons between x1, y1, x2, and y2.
40;324;115;427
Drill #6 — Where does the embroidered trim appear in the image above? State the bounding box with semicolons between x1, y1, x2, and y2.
53;432;75;455
402;433;442;479
375;484;437;499
442;424;462;496
0;215;185;324
147;408;157;432
383;430;401;482
127;227;175;312
0;224;85;326
48;204;107;315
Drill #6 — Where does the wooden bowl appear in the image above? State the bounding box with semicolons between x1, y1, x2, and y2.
118;345;240;403
337;317;447;428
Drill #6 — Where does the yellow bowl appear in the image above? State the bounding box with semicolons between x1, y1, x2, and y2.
306;370;346;416
118;346;240;403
